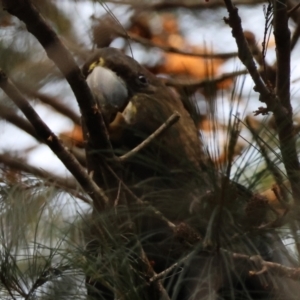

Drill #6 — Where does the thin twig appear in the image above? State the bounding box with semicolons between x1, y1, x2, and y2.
0;153;77;190
231;251;300;280
0;153;92;205
149;253;192;283
0;103;39;140
287;2;300;16
165;69;248;90
118;112;180;163
125;33;238;60
244;30;275;85
150;246;300;285
18;83;81;125
0;103;87;166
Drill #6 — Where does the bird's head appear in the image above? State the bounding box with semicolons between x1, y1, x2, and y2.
82;47;164;124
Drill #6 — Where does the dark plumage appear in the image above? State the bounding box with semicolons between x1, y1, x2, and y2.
82;48;299;300
83;47;210;221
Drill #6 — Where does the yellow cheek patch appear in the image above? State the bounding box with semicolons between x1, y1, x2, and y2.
88;57;105;73
99;57;105;66
123;101;137;124
88;61;97;73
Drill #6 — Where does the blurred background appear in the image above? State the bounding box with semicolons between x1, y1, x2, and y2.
1;1;300;298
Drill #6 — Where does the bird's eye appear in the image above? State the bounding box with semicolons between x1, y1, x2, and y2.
138;74;148;85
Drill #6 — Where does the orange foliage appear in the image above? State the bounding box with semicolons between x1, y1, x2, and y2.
157;52;223;79
129;13;229;84
60;124;84;148
260;182;290;212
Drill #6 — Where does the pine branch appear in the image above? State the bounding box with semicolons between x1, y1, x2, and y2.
0;70;108;208
222;0;300;205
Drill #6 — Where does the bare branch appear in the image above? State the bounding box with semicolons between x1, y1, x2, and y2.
0;70;108;208
0;103;87;169
0;153;76;189
0;153;92;205
149;253;193;284
0;104;39;140
118;112;180;163
18;83;81;125
165;69;248;90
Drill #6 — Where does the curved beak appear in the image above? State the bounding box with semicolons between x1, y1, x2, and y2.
86;65;129;123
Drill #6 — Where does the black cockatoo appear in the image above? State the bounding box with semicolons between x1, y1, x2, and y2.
82;48;299;300
82;47;211;222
